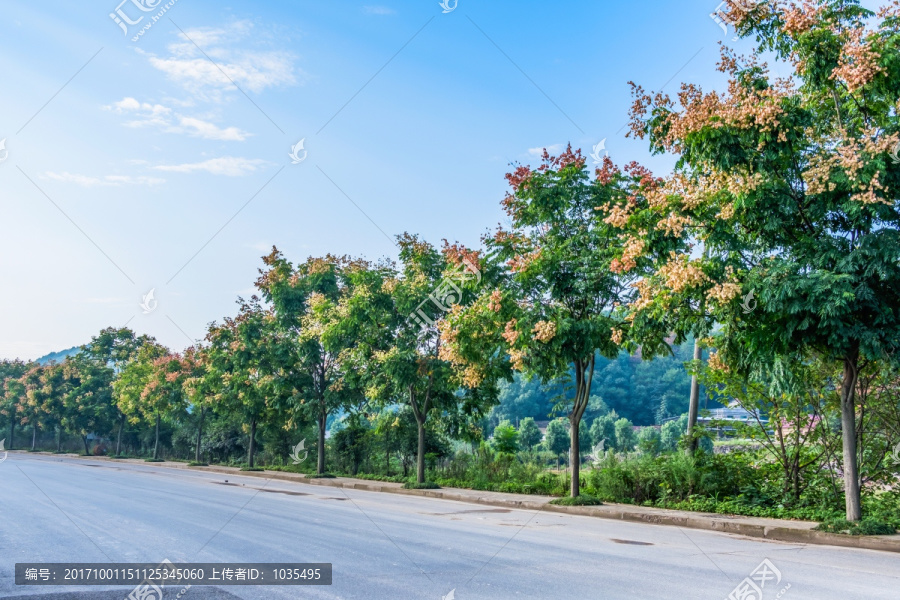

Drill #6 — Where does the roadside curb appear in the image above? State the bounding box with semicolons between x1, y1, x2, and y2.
15;451;899;553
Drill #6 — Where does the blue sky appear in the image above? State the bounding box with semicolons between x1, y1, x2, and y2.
0;0;849;360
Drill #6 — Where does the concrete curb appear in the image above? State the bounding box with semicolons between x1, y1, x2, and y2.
13;451;900;553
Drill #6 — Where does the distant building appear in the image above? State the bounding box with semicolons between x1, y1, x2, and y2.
699;406;768;437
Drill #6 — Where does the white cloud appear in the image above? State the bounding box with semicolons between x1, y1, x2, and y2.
43;172;165;187
105;97;251;141
152;157;268;176
176;116;250;141
146;21;298;98
363;6;395;15
528;144;564;157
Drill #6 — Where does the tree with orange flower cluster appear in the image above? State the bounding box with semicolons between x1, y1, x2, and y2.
356;234;503;485
18;364;68;452
203;298;285;469
625;0;900;520
256;250;373;476
442;146;687;497
181;345;216;465
114;342;183;461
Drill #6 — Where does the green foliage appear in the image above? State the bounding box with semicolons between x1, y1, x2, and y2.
489;344;698;428
517;417;541;449
549;494;602;506
614;418;636;451
637;427;662;455
490;376;560;424
491;420;519;454
589;413;617;449
815;519;897;536
660;415;687;452
543;418;570;457
331;419;372;476
402;481;441;489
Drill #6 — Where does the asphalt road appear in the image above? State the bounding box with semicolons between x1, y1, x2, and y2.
1;453;897;599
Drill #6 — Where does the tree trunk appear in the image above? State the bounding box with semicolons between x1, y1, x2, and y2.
385;437;391;476
686;340;702;454
56;427;62;453
153;412;161;460
570;417;581;497
317;410;326;475
82;435;90;455
116;415;124;456
416;418;426;484
8;411;15;450
195;406;205;463
248;418;257;468
840;350;861;522
568;356;594;497
32;425;38;451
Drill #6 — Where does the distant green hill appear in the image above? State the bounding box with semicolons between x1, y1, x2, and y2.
36;346;80;365
489;338;724;427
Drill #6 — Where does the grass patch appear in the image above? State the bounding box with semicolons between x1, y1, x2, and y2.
144;458;165;463
402;481;441;490
240;467;265;472
188;461;209;467
815;518;897;536
261;464;308;474
308;473;337;479
550;494;603;506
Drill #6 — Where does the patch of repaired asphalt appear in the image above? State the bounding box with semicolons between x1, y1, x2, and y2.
610;538;654;546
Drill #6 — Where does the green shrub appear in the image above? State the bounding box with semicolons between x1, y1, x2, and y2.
815;518;897;536
403;481;440;489
550;494;603;506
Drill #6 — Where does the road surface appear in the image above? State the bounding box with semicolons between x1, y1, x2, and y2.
0;453;897;599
